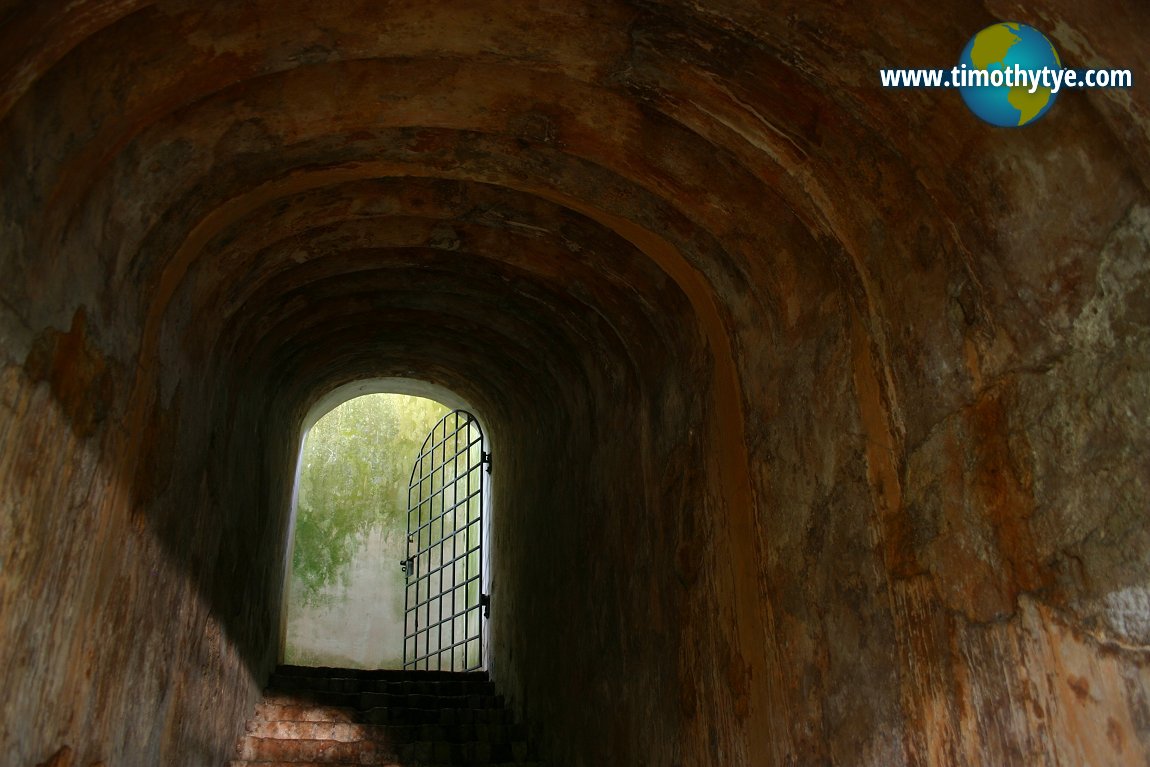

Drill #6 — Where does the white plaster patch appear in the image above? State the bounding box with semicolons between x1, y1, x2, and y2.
1048;19;1098;67
1072;202;1150;351
1103;585;1150;643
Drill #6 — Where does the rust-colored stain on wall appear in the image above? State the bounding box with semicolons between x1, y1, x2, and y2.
24;308;114;439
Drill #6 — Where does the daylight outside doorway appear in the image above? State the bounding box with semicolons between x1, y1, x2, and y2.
281;389;461;669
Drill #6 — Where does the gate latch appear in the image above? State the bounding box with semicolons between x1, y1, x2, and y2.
399;556;414;581
479;592;491;618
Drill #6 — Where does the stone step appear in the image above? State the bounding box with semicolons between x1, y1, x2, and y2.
254;702;512;727
229;762;541;767
236;736;534;764
357;705;512;727
395;739;534;764
245;719;527;744
275;665;489;683
226;666;542;766
236;737;394;764
253;703;358;723
268;673;496;697
261;691;505;711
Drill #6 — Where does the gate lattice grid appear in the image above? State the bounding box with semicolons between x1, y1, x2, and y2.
402;410;487;671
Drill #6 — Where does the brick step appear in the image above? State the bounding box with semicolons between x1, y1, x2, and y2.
237;736;534;764
261;691;505;711
246;719;527;744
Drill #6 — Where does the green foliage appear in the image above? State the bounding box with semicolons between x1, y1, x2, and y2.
291;394;450;606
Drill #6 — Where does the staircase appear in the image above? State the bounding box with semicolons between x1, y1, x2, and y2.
228;665;542;767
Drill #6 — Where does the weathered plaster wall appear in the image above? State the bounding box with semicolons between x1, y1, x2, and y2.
0;312;282;767
0;1;1147;766
284;516;408;669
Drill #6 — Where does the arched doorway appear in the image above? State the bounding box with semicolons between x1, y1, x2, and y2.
280;381;490;670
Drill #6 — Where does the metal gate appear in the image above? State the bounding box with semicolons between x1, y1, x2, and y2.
401;409;488;671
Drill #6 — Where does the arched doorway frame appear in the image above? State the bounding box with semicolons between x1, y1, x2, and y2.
279;378;493;669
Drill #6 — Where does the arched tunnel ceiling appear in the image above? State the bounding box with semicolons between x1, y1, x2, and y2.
1;0;1145;434
195;178;692;420
0;0;1144;526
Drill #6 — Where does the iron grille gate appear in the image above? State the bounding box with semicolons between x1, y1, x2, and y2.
401;409;488;671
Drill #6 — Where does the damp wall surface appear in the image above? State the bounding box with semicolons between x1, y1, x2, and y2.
0;2;1148;766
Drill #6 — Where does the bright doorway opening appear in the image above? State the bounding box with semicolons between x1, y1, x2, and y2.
282;392;451;669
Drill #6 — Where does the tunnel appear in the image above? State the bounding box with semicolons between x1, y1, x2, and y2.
1;2;1148;765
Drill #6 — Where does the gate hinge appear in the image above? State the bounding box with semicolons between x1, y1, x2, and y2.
482;451;492;473
480;592;491;618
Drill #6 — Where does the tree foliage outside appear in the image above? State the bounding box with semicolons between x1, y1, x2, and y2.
291;393;451;606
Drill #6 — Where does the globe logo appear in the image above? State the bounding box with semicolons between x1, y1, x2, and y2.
958;23;1062;127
